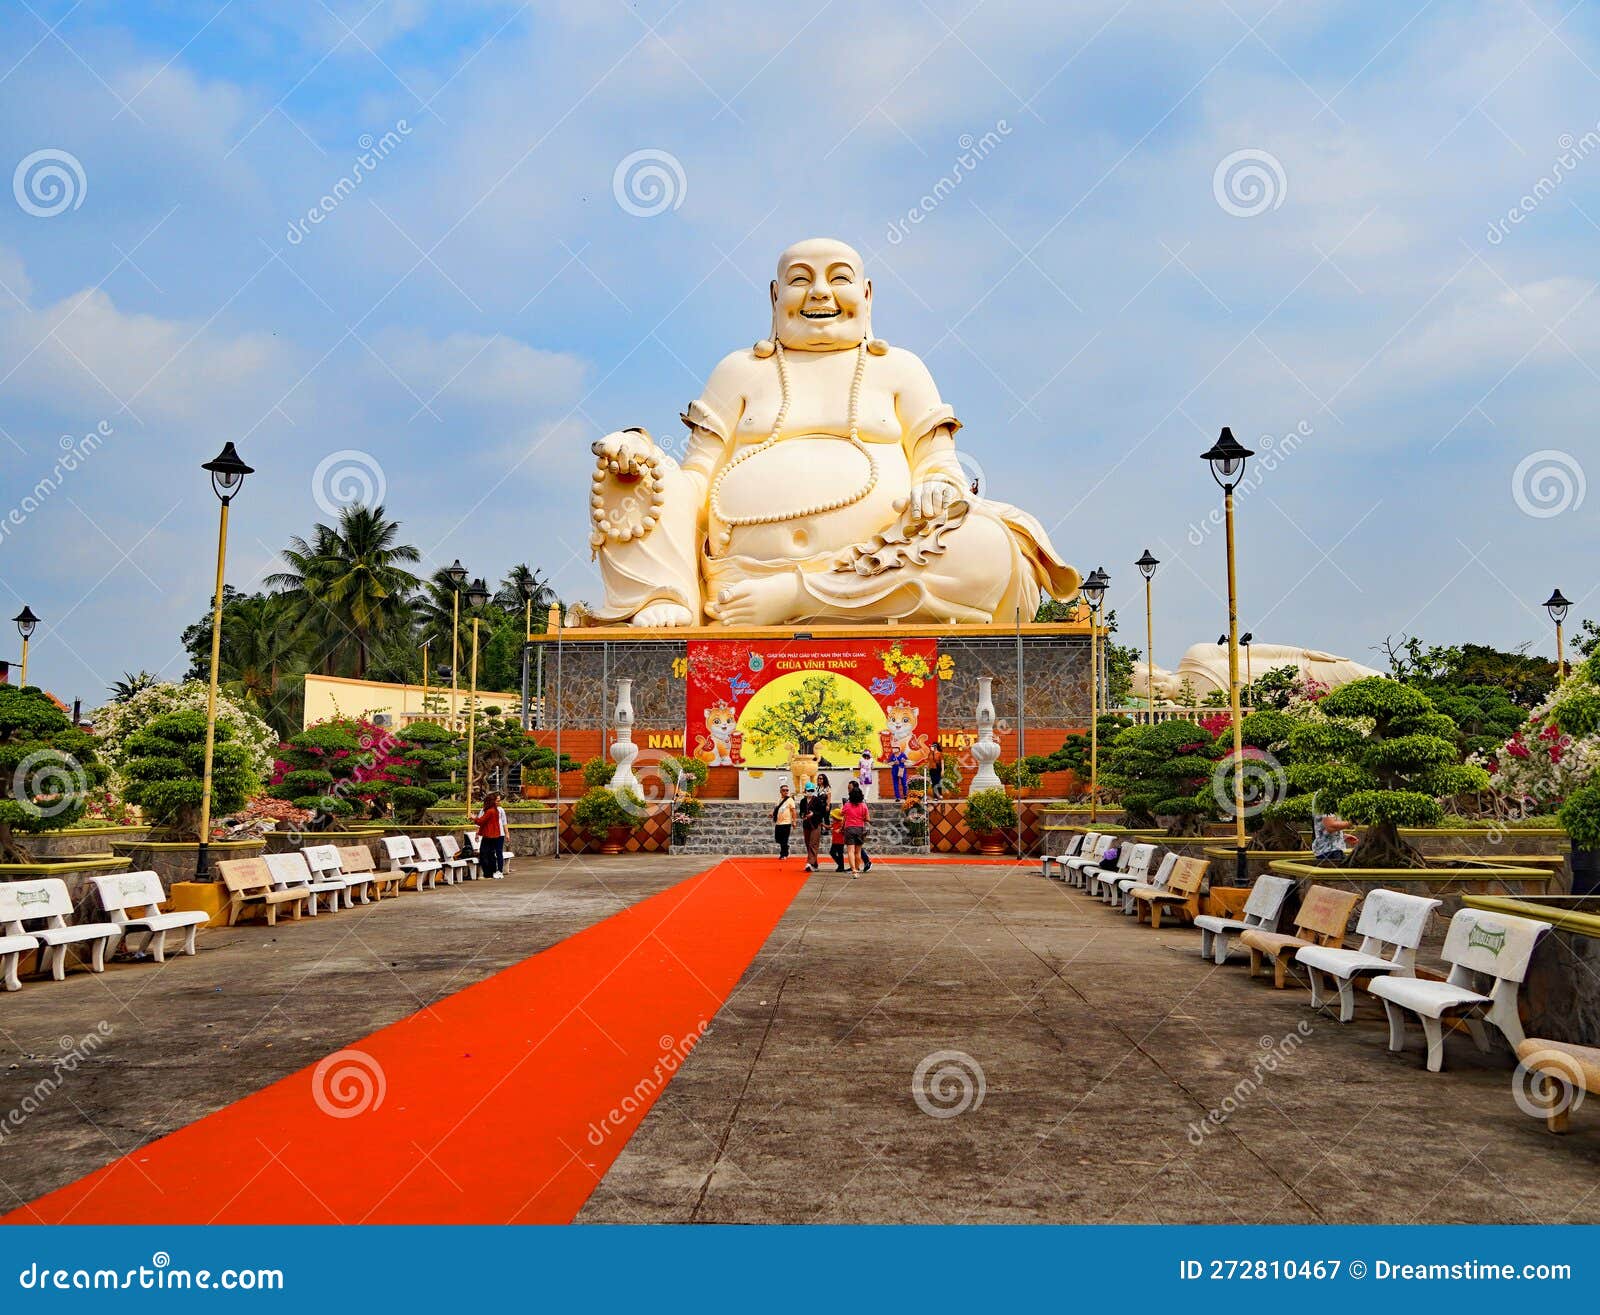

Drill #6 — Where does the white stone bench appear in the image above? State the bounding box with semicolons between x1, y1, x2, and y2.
1296;887;1442;1022
413;836;467;886
91;870;208;963
302;844;367;907
218;857;309;926
1369;907;1550;1072
1040;832;1085;880
1091;842;1155;904
382;835;441;891
264;851;345;915
335;843;398;901
1063;834;1113;889
0;878;121;981
435;833;478;881
1193;874;1294;965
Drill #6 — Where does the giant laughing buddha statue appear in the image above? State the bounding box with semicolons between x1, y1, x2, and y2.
586;237;1080;628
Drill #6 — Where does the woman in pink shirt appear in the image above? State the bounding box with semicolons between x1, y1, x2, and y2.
840;782;870;878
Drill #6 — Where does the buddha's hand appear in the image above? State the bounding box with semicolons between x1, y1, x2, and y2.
592;429;661;481
900;478;964;524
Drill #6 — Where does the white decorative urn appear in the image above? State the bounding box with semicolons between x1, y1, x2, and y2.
968;675;1003;795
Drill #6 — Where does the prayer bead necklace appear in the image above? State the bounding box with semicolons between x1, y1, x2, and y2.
708;340;877;547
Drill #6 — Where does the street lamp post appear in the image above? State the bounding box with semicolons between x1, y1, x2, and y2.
1544;589;1572;681
419;640;430;724
463;578;490;820
519;579;534;731
1081;568;1109;823
12;606;38;688
445;559;467;729
1240;632;1254;691
1135;550;1159;722
196;442;253;880
1200;427;1254;885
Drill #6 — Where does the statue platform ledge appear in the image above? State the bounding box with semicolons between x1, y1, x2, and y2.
527;619;1094;643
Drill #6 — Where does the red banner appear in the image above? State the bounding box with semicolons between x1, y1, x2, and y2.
684;639;943;769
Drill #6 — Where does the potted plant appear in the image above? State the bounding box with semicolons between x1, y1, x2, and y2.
574;786;643;855
671;795;702;846
581;756;615;790
1557;783;1600;896
965;788;1018;855
521;766;555;800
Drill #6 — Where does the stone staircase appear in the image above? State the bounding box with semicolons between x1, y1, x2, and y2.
675;801;929;856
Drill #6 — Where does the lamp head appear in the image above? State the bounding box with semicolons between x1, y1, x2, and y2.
1081;567;1109;608
13;605;39;640
201;442;253;502
1200;426;1254;490
1544;588;1572;624
1135;549;1160;580
466;578;491;610
1240;632;1253;645
446;559;468;587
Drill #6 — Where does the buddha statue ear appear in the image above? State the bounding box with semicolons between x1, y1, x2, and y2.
755;279;780;357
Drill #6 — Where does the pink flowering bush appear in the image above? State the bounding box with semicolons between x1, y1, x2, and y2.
1475;663;1600;815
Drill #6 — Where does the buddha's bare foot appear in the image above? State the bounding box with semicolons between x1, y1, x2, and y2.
632;602;695;627
711;574;804;626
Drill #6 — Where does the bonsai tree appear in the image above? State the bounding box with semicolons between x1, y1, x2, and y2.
395;719;457;807
94;680;274;791
742;673;874;761
574;785;644;839
0;686;106;863
1234;707;1305;849
965;787;1017;837
1269;677;1488;867
1100;719;1222;834
121;709;258;840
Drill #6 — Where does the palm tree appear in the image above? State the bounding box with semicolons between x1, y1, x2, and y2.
494;564;558;622
267;505;421;679
108;671;160;703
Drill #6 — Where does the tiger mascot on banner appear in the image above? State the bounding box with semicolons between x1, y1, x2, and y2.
693;701;740;766
884;698;935;767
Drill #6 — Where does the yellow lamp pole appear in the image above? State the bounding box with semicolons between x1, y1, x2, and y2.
1201;428;1254;885
445;558;467;730
12;606;38;687
196;443;253;880
1081;569;1109;823
464;618;481;821
462;577;490;820
419;640;430;723
1135;550;1159;723
1545;589;1571;682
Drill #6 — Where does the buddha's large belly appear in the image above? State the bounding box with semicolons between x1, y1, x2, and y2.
715;435;910;561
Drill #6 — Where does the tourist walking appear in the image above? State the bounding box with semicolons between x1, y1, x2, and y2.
829;807;847;872
889;744;909;801
856;750;875;794
772;784;797;860
841;782;870;877
800;780;827;871
473;791;508;880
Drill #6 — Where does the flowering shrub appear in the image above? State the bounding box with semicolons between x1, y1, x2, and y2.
269;717;428;822
1476;665;1600;814
93;682;274;788
236;795;314;829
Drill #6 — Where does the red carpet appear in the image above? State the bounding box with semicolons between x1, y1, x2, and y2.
7;858;807;1225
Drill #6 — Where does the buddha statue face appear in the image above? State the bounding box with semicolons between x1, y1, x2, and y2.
769;238;872;352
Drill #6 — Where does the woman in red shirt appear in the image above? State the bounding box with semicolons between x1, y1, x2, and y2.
840;782;870;878
473;791;508;880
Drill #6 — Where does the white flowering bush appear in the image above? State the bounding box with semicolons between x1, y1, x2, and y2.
1474;657;1600;815
93;681;274;792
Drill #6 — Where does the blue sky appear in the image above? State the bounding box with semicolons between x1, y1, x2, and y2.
1;0;1597;705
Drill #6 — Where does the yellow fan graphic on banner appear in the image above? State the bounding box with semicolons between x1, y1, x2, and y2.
737;671;886;767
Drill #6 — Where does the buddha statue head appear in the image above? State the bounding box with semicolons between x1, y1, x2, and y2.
767;237;874;352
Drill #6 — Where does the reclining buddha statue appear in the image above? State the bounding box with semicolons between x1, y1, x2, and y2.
587;237;1080;627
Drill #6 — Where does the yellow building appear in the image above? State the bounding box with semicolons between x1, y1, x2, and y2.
301;673;529;731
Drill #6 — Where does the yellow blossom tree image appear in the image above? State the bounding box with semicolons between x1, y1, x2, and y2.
740;672;881;764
